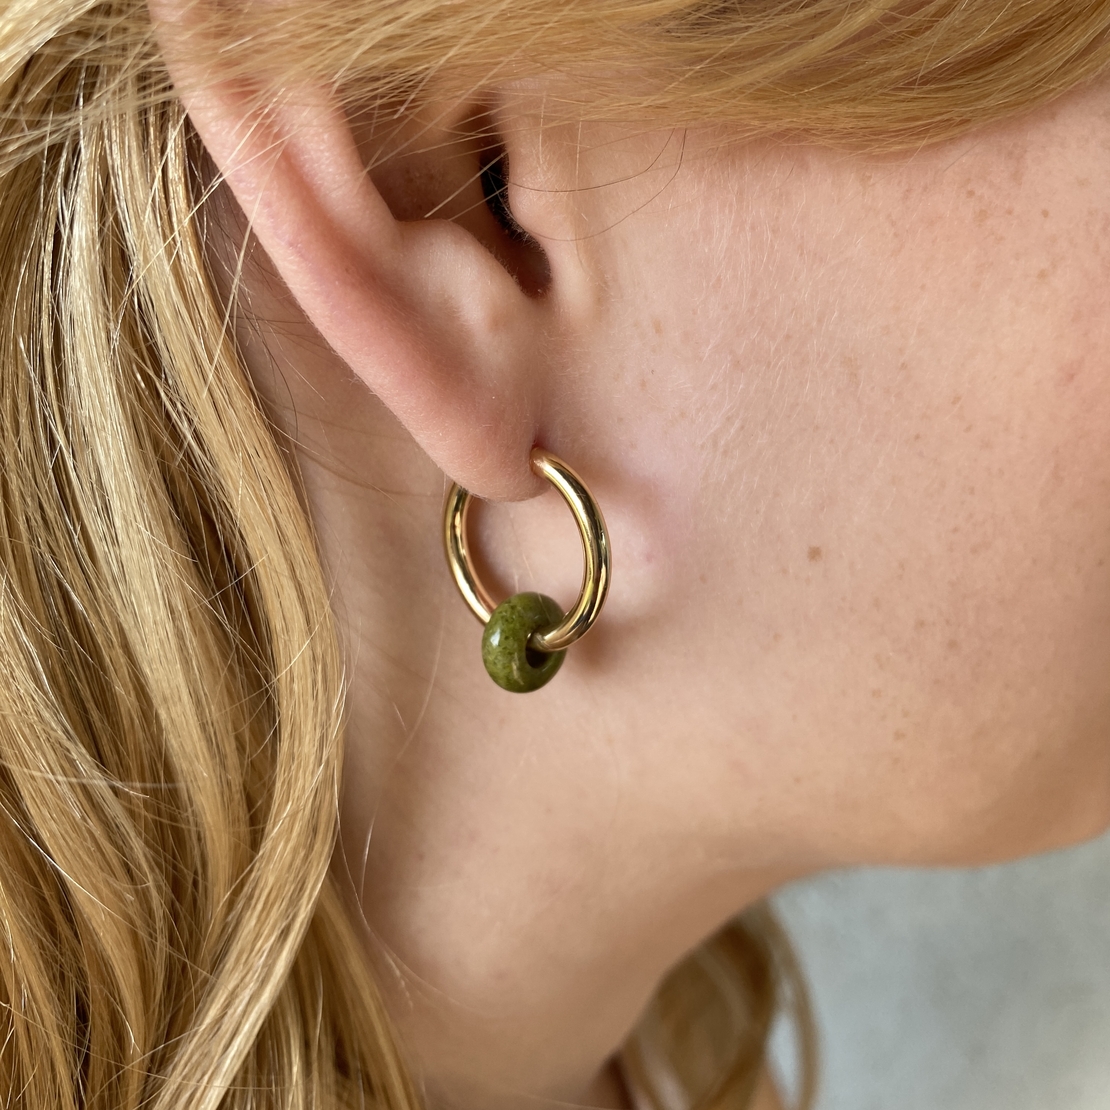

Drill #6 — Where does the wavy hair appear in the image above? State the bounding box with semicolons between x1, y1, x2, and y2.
0;2;1107;1109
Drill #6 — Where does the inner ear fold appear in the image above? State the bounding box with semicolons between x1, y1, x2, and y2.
350;100;551;297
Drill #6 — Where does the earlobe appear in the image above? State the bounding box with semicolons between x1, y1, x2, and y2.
151;0;550;501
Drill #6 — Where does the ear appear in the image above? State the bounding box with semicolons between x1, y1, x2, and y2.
150;1;552;500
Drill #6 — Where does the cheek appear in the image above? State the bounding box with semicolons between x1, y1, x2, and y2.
857;408;1110;862
592;146;1110;866
727;281;1110;862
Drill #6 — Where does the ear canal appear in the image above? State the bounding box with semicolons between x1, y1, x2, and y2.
476;138;551;298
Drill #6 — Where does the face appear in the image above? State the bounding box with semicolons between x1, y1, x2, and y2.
223;73;1110;933
465;78;1110;870
202;59;1110;1103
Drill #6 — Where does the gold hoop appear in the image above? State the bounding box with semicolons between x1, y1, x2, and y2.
444;448;611;654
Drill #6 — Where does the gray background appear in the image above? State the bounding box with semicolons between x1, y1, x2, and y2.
770;830;1110;1109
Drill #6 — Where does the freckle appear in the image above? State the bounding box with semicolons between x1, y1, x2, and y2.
698;573;707;584
773;632;782;643
914;618;927;630
808;545;823;562
947;638;959;652
1037;268;1048;282
894;730;906;741
1041;208;1050;218
966;187;976;197
975;208;990;224
652;317;663;335
950;394;962;406
872;688;883;699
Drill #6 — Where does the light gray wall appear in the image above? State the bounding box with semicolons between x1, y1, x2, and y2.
770;830;1110;1110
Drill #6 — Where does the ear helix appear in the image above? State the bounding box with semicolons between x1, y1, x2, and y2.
443;448;611;692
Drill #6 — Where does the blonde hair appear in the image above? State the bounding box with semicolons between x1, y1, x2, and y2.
0;2;1106;1109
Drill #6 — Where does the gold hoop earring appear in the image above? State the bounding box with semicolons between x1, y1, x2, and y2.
444;447;611;693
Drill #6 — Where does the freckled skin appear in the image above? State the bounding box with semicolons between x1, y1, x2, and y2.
493;79;1110;867
210;69;1110;1110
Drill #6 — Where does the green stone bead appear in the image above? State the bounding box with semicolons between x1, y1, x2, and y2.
481;592;566;693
